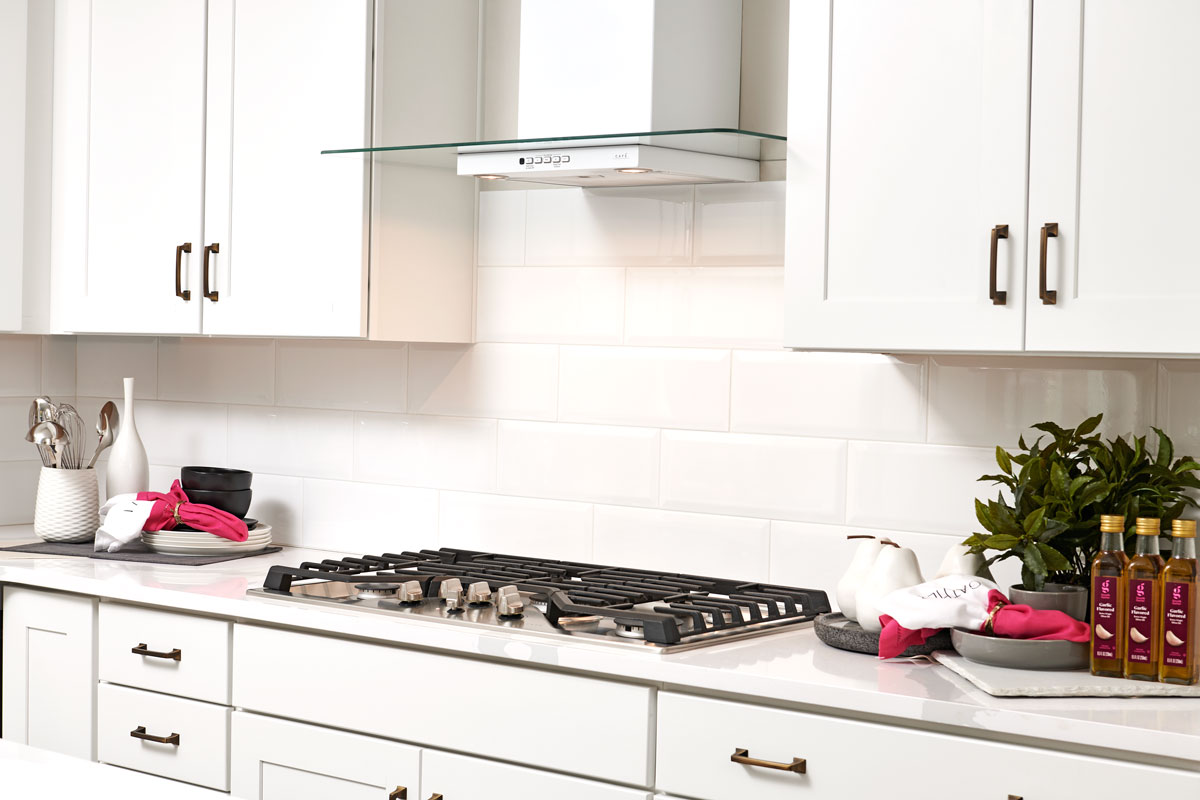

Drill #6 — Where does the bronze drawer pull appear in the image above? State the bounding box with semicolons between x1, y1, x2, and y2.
130;726;180;746
731;747;806;774
132;643;181;661
175;243;192;301
1009;796;1024;800
426;795;443;800
388;788;407;800
1038;222;1058;304
989;224;1009;305
203;242;220;301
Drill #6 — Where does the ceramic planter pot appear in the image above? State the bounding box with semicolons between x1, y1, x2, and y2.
1008;583;1088;621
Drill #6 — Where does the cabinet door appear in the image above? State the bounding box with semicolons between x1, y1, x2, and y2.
421;750;652;800
1026;0;1200;353
199;0;370;337
51;0;205;334
230;712;420;800
1;587;96;760
785;0;1030;351
0;0;28;331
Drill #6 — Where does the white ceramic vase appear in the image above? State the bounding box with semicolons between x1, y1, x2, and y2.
34;466;100;543
105;377;149;499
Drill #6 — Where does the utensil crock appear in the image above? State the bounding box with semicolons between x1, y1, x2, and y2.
33;466;100;543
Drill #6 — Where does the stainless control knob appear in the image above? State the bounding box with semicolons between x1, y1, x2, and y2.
439;578;465;612
397;580;423;604
466;581;492;605
496;585;524;617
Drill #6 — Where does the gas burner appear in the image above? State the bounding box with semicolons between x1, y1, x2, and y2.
253;548;831;653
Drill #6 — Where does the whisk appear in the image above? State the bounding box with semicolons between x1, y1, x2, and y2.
54;403;86;469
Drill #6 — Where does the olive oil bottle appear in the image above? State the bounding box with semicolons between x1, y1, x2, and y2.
1124;517;1165;681
1090;514;1128;677
1161;519;1198;685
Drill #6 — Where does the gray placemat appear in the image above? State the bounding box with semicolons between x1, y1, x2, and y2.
0;541;282;566
933;650;1200;697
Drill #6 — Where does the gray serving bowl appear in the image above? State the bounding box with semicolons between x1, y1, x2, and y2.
950;628;1088;670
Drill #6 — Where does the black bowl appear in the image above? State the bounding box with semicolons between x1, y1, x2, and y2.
181;466;253;492
183;487;252;518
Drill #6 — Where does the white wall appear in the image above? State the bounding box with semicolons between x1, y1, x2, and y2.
2;182;1189;602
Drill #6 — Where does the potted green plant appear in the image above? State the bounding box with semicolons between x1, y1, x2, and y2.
962;415;1200;616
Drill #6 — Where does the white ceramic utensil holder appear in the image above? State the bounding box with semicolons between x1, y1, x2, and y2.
34;466;100;543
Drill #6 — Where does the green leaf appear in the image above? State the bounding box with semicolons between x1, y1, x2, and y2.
1154;427;1174;468
995;446;1013;475
1174;459;1200;475
1050;461;1069;498
983;534;1021;551
1036;542;1070;572
990;501;1023;536
974;499;995;533
1068;475;1092;497
1023;543;1048;577
1023;506;1047;535
1075;414;1102;437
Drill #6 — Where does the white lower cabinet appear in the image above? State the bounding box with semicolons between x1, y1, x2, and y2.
656;692;1200;800
230;711;419;800
421;750;652;800
0;587;96;760
97;682;231;791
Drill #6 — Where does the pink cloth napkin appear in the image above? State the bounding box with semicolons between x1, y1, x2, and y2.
877;589;1090;659
136;480;249;543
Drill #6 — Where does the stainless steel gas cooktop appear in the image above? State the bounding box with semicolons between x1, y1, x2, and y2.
248;548;831;653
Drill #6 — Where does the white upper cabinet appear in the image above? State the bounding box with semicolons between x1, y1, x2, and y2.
786;0;1031;352
1026;0;1200;354
53;0;207;335
0;0;30;331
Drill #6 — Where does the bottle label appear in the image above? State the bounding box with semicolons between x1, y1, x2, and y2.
1092;574;1119;660
1164;581;1192;668
1127;578;1156;663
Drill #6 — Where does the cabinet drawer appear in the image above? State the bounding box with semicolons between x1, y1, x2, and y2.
231;711;420;800
232;624;653;786
97;683;230;791
423;750;652;800
656;692;1200;800
99;602;230;703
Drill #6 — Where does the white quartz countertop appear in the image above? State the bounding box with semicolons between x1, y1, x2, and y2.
2;525;1198;768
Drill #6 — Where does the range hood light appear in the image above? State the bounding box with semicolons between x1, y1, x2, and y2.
615;168;652;174
474;174;508;180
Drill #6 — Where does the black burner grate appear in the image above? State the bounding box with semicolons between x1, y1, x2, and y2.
261;547;830;645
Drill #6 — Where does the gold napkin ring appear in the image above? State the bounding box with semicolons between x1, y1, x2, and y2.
172;502;183;524
984;599;1006;634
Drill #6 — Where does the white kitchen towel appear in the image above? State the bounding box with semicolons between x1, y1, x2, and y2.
877;574;1001;632
94;494;154;553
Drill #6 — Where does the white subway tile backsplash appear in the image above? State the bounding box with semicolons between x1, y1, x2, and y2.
498;421;659;506
158;337;275;405
76;336;157;399
302;478;437;552
525;186;693;266
0;461;41;524
477;189;527;266
731;352;927;441
0;398;37;461
558;346;730;431
846;441;995;536
594;505;770;582
276;339;408;413
661;431;847;522
476;267;625;344
354;413;497;492
928;356;1155;448
228;405;353;480
245;473;304;546
624;267;784;349
438;491;593;561
408;343;558;421
40;336;77;396
694;182;785;265
0;335;43;396
1157;360;1200;458
137;400;229;468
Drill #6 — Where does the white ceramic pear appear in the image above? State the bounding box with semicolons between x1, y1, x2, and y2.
836;537;884;621
933;543;995;583
856;545;924;633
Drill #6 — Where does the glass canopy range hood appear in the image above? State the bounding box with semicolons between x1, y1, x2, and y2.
321;129;785;187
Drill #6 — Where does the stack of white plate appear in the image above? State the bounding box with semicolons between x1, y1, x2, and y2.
142;523;273;556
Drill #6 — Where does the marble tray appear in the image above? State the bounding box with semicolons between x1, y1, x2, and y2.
934;650;1200;697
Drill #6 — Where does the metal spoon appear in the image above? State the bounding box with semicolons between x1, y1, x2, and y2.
86;401;119;469
27;421;68;469
34;396;57;425
28;400;52;467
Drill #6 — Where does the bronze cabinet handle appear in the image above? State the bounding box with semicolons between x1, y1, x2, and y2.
989;225;1009;305
175;243;192;301
130;726;180;746
388;788;407;800
1038;222;1058;305
203;242;220;301
731;747;806;774
131;643;181;661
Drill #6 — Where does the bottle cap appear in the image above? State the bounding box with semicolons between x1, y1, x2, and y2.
1171;519;1197;538
1099;514;1125;533
1135;517;1162;536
